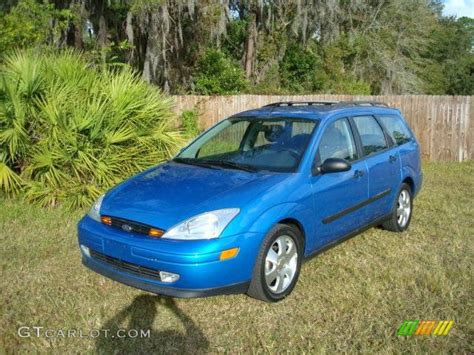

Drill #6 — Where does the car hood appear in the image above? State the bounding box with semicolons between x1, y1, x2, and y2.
100;162;289;229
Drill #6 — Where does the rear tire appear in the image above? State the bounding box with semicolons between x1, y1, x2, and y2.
382;183;413;232
247;224;303;302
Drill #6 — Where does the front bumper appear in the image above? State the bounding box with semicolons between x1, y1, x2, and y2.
82;256;249;297
78;216;262;297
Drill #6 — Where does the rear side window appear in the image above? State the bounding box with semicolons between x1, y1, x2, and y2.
378;115;413;146
352;116;388;156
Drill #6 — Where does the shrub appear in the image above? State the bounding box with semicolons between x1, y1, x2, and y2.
180;109;201;138
193;49;249;95
0;49;185;208
280;44;323;93
0;0;72;54
318;37;372;95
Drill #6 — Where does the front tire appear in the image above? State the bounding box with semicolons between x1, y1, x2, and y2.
247;224;303;302
382;183;413;232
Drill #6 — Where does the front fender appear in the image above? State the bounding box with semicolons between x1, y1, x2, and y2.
246;202;315;256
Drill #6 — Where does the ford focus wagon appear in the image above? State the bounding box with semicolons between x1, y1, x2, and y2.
78;101;422;302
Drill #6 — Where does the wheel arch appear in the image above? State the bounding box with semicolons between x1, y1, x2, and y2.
401;163;421;196
278;218;306;246
402;176;415;194
246;202;314;255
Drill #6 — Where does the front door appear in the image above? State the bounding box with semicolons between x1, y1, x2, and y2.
310;118;369;251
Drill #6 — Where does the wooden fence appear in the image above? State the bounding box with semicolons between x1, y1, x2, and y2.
172;95;473;162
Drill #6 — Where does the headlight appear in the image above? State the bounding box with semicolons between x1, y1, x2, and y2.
162;208;240;240
88;194;105;222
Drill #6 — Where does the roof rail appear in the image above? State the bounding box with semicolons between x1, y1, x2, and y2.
262;101;388;108
263;101;338;107
339;101;389;107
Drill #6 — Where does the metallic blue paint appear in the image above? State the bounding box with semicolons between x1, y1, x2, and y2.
78;105;422;297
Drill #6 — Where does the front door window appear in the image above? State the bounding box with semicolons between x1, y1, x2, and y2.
316;118;357;164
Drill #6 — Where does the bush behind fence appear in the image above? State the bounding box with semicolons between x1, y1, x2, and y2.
173;95;473;162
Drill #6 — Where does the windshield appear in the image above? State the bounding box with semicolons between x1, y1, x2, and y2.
175;118;318;172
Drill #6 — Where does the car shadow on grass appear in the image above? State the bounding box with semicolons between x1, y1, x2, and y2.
95;294;208;354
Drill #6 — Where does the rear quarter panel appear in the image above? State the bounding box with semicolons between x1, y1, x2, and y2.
399;115;423;196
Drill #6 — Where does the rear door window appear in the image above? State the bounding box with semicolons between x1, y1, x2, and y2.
352;116;388;156
378;115;413;146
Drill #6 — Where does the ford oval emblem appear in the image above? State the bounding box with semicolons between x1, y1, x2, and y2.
121;224;132;232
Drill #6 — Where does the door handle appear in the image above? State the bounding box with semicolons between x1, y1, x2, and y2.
354;170;364;178
389;155;397;163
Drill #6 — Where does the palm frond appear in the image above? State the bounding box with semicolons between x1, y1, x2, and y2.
0;49;186;208
0;161;23;195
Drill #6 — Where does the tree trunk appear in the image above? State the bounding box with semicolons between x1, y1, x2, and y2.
125;11;135;64
74;22;83;49
98;15;108;49
243;10;257;79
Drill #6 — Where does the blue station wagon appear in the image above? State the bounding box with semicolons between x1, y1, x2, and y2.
78;101;423;302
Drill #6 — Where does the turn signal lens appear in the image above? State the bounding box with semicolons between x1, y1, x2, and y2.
149;228;164;238
219;248;239;261
101;216;112;226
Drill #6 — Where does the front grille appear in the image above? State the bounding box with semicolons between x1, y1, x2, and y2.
90;249;161;281
104;216;164;237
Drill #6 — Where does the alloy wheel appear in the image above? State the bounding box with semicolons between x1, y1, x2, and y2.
264;235;298;294
397;189;411;228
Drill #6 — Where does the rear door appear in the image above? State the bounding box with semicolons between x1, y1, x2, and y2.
309;117;369;250
377;114;421;195
350;115;401;221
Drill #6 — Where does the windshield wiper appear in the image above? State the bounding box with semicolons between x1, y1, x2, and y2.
201;159;258;172
173;157;258;172
172;157;219;170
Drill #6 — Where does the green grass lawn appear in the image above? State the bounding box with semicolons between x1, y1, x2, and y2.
0;162;472;353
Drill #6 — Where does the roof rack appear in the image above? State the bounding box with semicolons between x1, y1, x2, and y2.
263;101;338;107
263;101;389;108
341;101;389;107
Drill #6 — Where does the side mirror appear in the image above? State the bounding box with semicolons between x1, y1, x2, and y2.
317;158;351;174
